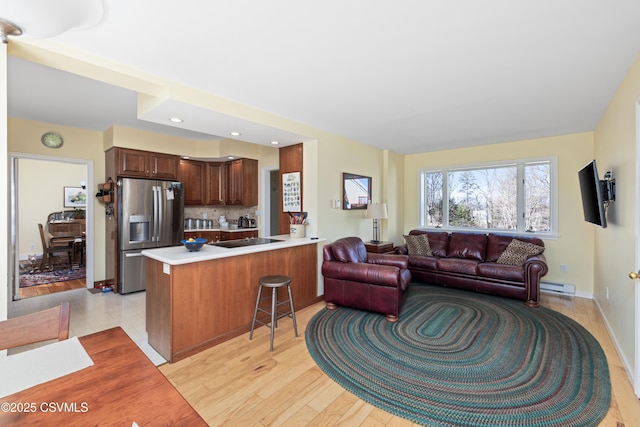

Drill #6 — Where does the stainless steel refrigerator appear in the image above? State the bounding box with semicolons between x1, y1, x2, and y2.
118;178;184;294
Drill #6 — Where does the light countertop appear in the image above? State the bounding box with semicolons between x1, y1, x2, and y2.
142;235;326;266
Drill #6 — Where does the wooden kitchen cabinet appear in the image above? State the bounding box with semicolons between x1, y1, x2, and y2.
225;158;258;206
186;230;257;241
152;152;180;179
184;231;221;242
205;162;225;205
200;231;221;242
220;230;258;241
180;158;255;206
179;159;206;205
243;230;258;239
184;231;198;240
115;147;179;180
146;242;320;362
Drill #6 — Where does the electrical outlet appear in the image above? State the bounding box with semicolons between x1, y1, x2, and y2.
560;264;568;272
202;213;207;219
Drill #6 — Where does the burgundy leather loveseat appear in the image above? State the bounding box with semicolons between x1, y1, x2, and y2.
395;230;548;307
322;237;412;322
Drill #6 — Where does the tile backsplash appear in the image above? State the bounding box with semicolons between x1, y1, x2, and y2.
185;205;258;226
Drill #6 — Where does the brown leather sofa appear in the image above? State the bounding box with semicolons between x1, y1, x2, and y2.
322;237;412;322
395;230;548;307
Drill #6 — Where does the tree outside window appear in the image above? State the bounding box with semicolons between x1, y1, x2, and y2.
420;159;554;235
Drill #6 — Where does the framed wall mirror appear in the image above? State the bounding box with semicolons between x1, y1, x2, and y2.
343;173;371;210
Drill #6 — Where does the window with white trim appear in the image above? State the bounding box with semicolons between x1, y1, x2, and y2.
419;158;557;236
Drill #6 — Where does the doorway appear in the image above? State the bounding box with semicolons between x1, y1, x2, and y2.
635;101;640;397
9;153;94;300
270;170;280;236
259;168;280;237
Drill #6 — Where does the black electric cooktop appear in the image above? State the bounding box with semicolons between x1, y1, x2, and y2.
209;238;284;249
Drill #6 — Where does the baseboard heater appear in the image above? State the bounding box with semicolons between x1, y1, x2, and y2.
540;281;575;296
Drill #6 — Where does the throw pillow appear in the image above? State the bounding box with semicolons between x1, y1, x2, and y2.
496;238;544;266
404;234;432;256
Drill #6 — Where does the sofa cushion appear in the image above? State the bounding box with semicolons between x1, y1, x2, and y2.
331;237;368;263
496;239;545;266
436;258;480;275
404;234;432;256
410;230;449;257
447;233;487;261
486;233;545;262
477;263;525;282
408;254;439;270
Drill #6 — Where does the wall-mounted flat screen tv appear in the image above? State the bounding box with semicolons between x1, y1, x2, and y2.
578;160;607;228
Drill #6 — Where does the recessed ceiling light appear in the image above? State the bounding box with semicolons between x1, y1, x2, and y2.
169;117;183;123
230;131;241;136
271;141;279;145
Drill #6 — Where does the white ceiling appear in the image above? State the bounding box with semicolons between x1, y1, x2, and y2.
7;0;640;154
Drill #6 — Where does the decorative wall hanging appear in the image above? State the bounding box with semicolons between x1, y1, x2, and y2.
283;172;301;212
343;173;371;210
64;186;87;208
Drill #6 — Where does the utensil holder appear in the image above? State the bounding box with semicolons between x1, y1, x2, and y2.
290;224;306;238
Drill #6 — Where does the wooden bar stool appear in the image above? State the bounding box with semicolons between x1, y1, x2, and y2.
249;275;299;351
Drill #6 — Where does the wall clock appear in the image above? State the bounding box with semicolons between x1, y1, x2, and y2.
41;131;64;149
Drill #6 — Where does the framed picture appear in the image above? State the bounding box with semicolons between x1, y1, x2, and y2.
343;173;371;210
64;186;87;208
283;172;302;212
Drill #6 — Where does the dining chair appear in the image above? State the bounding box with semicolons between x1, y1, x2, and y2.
0;302;70;351
38;223;71;270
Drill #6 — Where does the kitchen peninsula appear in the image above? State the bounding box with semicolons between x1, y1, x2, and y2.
142;235;325;362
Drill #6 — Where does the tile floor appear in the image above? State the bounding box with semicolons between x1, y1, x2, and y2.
8;288;167;366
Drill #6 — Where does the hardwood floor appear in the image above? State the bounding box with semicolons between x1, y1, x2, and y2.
19;278;86;299
160;293;640;427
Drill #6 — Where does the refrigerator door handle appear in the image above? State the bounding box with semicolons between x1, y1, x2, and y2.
156;185;164;243
152;186;159;242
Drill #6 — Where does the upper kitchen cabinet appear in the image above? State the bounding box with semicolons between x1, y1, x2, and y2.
179;159;206;205
178;157;257;206
115;148;179;180
206;162;226;205
226;158;258;206
153;153;180;179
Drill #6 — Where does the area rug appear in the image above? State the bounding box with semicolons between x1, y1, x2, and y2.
305;284;611;427
19;267;86;287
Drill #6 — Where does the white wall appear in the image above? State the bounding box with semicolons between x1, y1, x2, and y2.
593;53;640;375
315;133;391;244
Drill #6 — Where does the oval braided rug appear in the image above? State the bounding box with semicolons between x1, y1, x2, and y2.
305;284;611;427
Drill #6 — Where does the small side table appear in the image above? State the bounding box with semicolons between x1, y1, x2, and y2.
364;241;395;254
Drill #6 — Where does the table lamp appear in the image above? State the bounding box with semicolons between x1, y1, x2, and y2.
366;203;388;244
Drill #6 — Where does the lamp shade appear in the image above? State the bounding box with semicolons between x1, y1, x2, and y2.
1;0;105;39
366;203;388;219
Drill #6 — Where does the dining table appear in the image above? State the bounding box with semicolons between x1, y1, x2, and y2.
0;327;206;426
